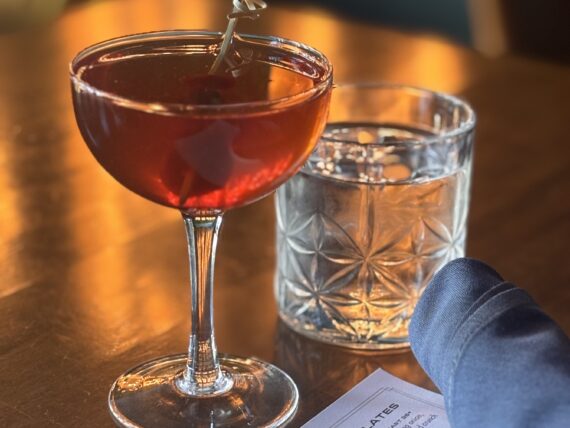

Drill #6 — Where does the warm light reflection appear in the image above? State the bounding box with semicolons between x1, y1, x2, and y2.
159;0;214;29
58;0;124;53
0;146;26;298
61;147;181;355
0;43;21;250
0;130;23;249
0;40;42;298
53;0;219;355
390;38;469;93
68;244;184;357
267;6;469;93
270;7;339;68
138;270;184;336
57;0;217;61
0;169;22;246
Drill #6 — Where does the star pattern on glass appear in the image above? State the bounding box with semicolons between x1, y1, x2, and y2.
276;171;469;342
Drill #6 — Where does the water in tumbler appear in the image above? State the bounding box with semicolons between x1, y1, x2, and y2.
275;122;472;348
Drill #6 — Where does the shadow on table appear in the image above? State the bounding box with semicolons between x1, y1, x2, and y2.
273;320;436;425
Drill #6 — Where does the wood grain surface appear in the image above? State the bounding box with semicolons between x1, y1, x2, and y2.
0;0;569;426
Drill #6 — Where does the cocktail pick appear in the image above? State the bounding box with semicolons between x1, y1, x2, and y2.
209;0;268;74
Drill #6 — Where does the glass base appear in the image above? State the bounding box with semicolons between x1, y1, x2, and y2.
280;312;411;351
109;353;298;427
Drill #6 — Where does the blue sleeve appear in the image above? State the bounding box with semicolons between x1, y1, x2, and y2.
409;258;570;427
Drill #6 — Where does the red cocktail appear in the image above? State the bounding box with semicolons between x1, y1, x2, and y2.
73;33;330;210
70;30;332;428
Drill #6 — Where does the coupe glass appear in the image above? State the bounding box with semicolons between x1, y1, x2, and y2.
70;30;332;427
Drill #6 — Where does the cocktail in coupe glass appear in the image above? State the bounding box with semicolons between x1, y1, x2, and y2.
70;30;332;427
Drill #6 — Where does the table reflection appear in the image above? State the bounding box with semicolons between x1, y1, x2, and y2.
274;320;434;423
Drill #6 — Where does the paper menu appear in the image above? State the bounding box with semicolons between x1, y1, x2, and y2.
302;369;450;428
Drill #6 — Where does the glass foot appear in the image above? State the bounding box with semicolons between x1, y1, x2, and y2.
108;353;298;428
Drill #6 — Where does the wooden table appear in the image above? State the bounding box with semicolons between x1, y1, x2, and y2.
1;0;569;426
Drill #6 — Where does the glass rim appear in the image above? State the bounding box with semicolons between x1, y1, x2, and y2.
320;82;476;147
69;30;333;116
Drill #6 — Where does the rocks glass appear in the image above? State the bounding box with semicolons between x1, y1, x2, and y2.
275;83;475;349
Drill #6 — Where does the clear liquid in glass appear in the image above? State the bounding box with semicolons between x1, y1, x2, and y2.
275;122;472;348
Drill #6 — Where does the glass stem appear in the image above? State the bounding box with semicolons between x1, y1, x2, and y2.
176;211;233;397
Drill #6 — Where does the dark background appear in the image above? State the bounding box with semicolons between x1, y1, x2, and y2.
5;0;568;63
271;0;570;63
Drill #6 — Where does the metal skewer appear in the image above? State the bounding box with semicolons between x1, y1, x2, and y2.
209;0;268;74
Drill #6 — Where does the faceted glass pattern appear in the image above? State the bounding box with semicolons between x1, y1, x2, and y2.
275;84;475;349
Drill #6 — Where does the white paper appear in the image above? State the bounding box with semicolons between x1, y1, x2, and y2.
302;369;450;428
